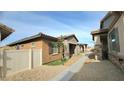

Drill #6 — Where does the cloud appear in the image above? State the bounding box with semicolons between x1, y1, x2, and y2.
0;11;105;46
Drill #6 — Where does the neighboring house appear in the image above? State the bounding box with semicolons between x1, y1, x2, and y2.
58;34;85;59
7;33;62;64
91;11;124;71
6;33;86;64
0;23;14;41
82;44;88;52
78;43;88;53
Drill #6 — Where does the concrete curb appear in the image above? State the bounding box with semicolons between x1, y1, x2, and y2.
50;56;88;81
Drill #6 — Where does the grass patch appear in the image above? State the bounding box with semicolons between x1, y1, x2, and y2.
47;59;67;66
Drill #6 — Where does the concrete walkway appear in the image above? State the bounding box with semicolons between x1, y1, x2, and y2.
51;55;88;81
70;60;124;81
51;52;124;81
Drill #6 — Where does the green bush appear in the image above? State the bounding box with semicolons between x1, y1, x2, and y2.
46;59;67;66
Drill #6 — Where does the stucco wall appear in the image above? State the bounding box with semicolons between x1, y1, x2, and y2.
94;35;101;46
0;50;2;66
4;49;30;75
108;13;124;72
108;13;124;55
0;49;41;77
63;40;69;59
102;15;115;29
66;37;78;44
32;49;42;67
93;35;102;60
63;37;78;59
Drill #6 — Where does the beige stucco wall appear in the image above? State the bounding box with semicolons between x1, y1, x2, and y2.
108;13;124;56
94;35;101;46
0;49;41;77
93;35;102;60
102;15;115;29
74;45;80;55
67;37;78;44
63;37;78;59
63;40;69;59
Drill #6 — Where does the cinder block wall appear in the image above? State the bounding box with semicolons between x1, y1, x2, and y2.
0;49;41;78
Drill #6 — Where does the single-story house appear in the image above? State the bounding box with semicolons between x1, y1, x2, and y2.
6;33;86;64
78;43;88;53
58;34;86;59
91;11;124;71
0;23;14;41
7;33;62;64
58;34;87;59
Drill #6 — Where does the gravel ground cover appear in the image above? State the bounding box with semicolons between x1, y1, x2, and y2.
4;55;83;81
5;65;67;81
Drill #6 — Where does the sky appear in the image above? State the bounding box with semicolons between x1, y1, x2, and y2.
0;11;107;46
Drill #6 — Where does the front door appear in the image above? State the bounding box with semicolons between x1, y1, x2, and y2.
101;35;108;60
69;44;76;58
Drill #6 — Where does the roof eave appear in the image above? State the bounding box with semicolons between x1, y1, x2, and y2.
91;29;109;41
64;34;79;42
8;33;58;46
0;24;14;40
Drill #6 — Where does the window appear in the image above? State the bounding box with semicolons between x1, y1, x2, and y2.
49;42;59;54
109;28;120;52
31;42;35;48
102;15;115;29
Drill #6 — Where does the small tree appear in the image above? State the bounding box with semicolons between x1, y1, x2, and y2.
57;35;65;60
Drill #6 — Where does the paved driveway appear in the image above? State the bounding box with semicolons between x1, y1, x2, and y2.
70;60;124;81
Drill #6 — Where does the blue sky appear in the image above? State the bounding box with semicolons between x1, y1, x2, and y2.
0;11;107;46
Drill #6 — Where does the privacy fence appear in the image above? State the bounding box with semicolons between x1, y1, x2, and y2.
0;49;42;79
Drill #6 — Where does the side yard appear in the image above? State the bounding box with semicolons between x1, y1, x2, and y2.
70;59;124;81
4;54;83;81
5;65;67;81
46;54;83;66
